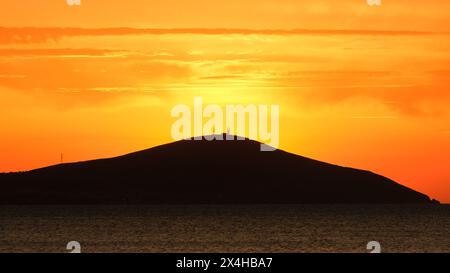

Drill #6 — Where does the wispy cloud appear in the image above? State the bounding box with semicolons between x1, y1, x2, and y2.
0;74;26;79
351;116;398;119
0;27;438;44
0;48;127;58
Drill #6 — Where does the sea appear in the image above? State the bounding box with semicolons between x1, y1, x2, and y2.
0;205;449;253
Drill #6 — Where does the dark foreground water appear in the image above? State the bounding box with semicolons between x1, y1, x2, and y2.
0;205;449;253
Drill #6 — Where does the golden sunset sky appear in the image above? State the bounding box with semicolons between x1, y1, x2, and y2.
1;0;450;202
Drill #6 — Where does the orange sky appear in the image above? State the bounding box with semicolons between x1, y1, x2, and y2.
1;0;450;202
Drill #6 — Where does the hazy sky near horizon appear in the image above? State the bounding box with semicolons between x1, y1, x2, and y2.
1;0;450;202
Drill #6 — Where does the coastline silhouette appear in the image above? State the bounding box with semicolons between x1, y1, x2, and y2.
0;135;436;204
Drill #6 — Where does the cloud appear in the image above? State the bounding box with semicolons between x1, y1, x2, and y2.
1;27;449;116
0;27;436;44
0;48;127;58
0;53;192;107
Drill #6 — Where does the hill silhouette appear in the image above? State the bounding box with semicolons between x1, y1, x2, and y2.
0;135;434;204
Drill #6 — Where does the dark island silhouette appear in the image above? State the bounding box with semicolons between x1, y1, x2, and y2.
0;135;437;204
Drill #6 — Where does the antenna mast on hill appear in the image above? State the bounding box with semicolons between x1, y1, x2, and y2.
60;153;64;164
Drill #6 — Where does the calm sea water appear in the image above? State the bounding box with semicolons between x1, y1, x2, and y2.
0;205;449;253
